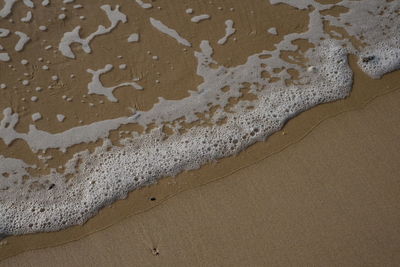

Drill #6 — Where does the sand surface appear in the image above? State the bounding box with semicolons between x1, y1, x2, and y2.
1;76;399;267
1;0;400;265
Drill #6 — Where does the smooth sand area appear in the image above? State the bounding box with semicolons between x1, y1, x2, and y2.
1;81;399;266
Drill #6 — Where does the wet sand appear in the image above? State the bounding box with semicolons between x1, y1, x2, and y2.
1;73;400;266
0;0;400;265
0;0;311;174
0;57;400;263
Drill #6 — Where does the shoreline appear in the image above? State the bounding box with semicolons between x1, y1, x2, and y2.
1;0;400;264
1;58;399;260
2;70;400;266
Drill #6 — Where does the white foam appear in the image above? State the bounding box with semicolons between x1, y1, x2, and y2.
217;20;235;45
273;0;400;78
127;33;139;43
0;53;10;62
267;27;277;35
58;13;66;20
0;28;10;37
20;11;32;22
0;39;354;234
31;112;42;121
0;0;17;18
357;37;400;79
191;14;210;23
0;0;34;18
23;0;33;8
0;107;140;152
135;0;152;9
150;17;192;47
14;31;30;52
1;0;400;236
59;5;127;59
87;64;143;102
41;0;49;7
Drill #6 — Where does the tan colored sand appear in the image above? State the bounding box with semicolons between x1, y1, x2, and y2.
1;78;400;267
1;0;400;264
0;0;311;172
1;59;400;262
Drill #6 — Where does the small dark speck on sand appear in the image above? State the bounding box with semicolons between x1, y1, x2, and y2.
152;248;160;256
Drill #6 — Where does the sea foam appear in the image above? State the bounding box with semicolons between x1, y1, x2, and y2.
0;0;399;235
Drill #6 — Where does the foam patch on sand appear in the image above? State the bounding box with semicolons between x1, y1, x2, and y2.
0;0;399;235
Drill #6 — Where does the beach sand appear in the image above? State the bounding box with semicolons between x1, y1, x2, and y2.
1;72;399;267
0;0;400;265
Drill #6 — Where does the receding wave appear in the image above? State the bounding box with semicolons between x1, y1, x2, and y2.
0;0;399;235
